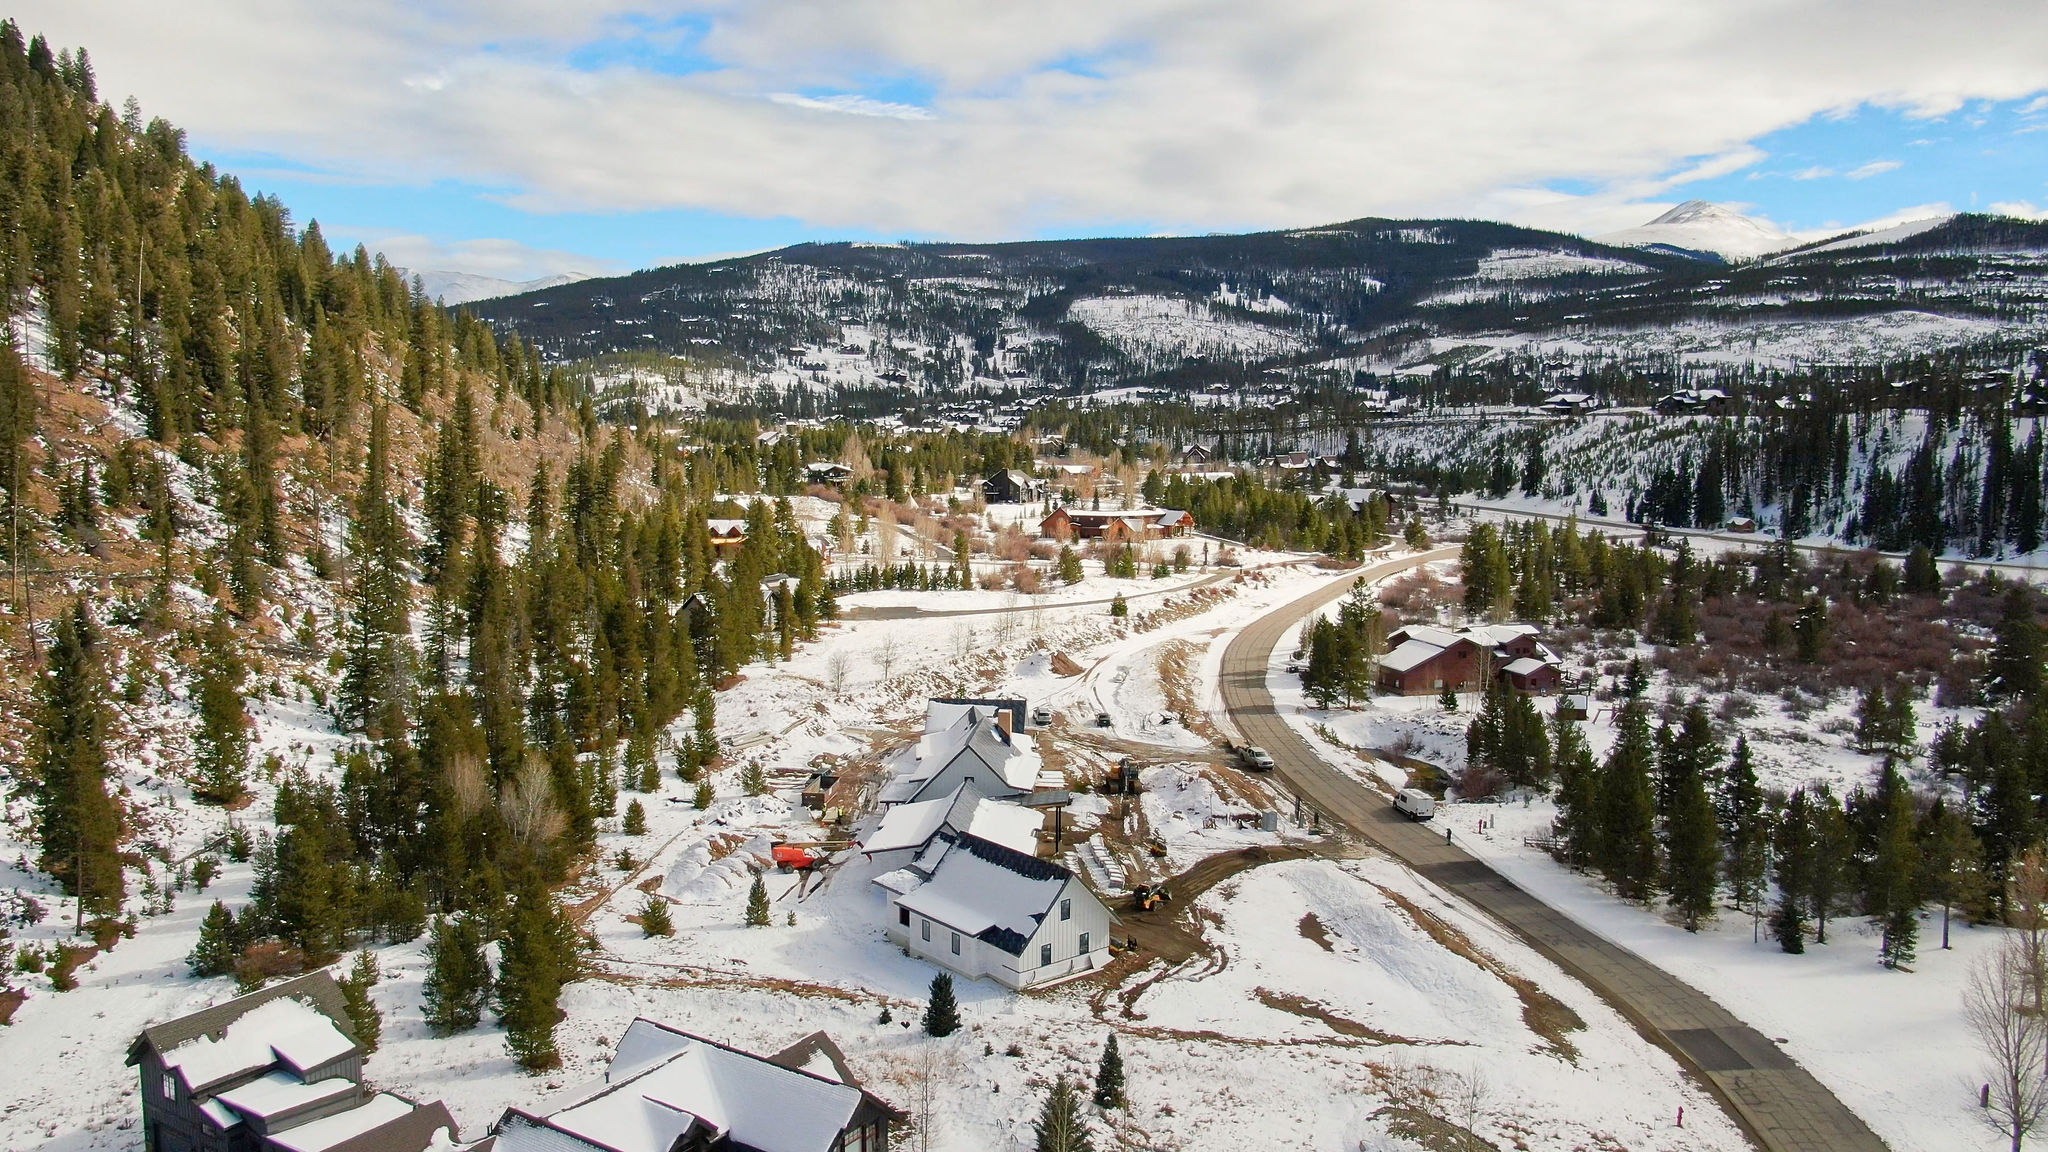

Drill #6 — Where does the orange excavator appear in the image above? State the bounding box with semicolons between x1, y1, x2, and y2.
771;840;850;871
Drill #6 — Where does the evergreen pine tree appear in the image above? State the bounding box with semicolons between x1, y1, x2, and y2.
1092;1033;1126;1108
622;799;647;836
1718;737;1767;929
1109;593;1128;619
1869;766;1921;970
422;914;491;1035
922;971;960;1037
1919;800;1984;951
34;601;124;914
1438;682;1459;713
192;609;251;804
695;781;715;810
1550;709;1600;869
640;892;674;938
337;950;382;1052
1663;758;1720;931
1596;700;1658;903
1806;786;1850;945
1989;586;2043;699
1793;596;1830;663
1034;1075;1093;1152
1902;546;1942;595
1772;791;1813;953
1058;545;1084;585
497;877;577;1070
741;761;768;797
745;873;771;927
189;900;242;977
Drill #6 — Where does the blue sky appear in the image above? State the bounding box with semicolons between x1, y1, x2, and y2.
1676;95;2048;232
27;2;2048;282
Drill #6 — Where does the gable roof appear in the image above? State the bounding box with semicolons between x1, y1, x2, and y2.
885;833;1074;956
129;971;359;1071
496;1021;897;1152
266;1097;456;1152
863;783;1043;859
1380;638;1451;674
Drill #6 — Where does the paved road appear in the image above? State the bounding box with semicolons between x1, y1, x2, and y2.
1218;553;1889;1152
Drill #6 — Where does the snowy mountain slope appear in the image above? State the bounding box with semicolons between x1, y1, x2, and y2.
1778;215;1955;259
1595;200;1802;262
409;269;594;305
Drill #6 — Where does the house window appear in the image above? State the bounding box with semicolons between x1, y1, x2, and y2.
1040;943;1053;967
950;932;961;955
1079;932;1091;954
921;920;931;942
845;1123;867;1152
1060;898;1071;921
160;1076;175;1101
898;906;910;927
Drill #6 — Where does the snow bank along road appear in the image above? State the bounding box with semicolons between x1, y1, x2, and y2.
1218;550;1890;1152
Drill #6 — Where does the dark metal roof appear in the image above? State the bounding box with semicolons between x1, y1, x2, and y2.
767;1032;859;1088
127;970;359;1067
311;1099;459;1152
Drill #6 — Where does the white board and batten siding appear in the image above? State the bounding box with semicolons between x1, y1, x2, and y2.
885;873;1113;991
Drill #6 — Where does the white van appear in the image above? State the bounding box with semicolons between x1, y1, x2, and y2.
1393;789;1436;820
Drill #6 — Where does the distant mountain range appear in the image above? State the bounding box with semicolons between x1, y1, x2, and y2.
407;269;595;305
463;207;2046;411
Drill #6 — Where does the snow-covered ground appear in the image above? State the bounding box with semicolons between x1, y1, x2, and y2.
1066;295;1312;362
1257;561;2012;1152
2;542;1775;1152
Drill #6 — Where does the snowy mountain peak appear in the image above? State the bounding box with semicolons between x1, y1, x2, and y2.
1595;201;1799;262
405;269;596;306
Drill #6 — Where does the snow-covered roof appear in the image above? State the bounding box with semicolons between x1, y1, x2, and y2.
498;1021;869;1152
1391;624;1463;650
265;1094;420;1152
888;834;1071;955
160;998;357;1093
863;784;1041;859
214;1071;357;1121
1465;623;1539;645
864;794;958;856
1502;657;1550;677
1381;639;1448;674
706;519;747;536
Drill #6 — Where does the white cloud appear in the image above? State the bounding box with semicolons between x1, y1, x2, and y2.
1989;200;2048;219
348;233;617;282
1792;166;1836;180
15;0;2048;243
767;92;935;119
1845;159;1902;179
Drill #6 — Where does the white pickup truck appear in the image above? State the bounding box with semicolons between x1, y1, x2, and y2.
1239;746;1276;772
1393;788;1436;820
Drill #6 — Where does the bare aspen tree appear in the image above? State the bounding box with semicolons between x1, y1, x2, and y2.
1967;940;2048;1152
500;755;567;851
2009;850;2048;1012
876;506;898;564
824;650;851;694
875;633;901;682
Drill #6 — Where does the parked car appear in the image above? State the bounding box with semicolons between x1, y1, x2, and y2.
1032;705;1053;726
1095;712;1113;728
1393;788;1436;820
1240;746;1275;771
1284;660;1304;674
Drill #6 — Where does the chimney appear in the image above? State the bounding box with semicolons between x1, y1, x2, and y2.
994;708;1013;736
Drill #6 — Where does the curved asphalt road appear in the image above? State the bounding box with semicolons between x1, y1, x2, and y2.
1219;549;1889;1152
